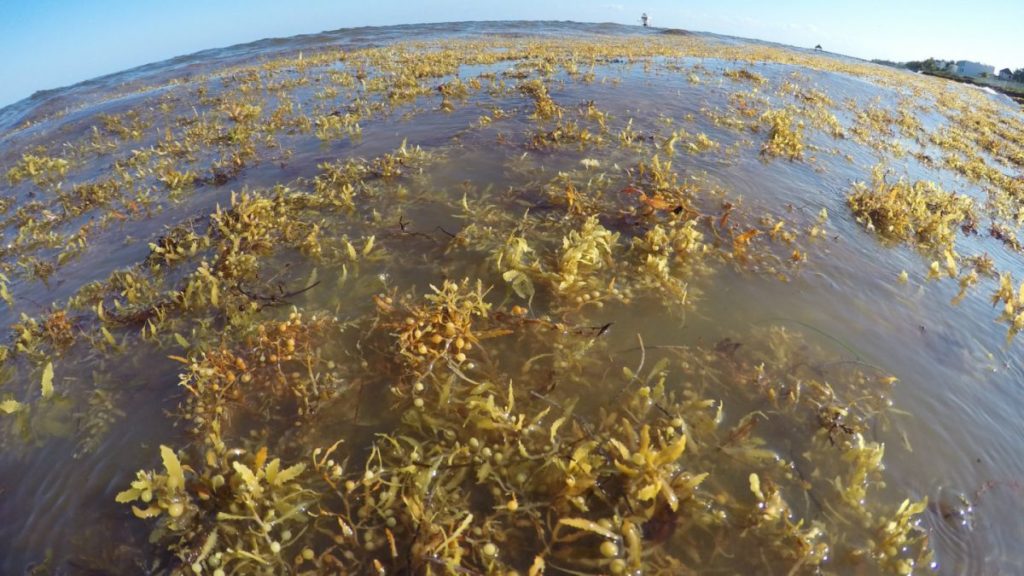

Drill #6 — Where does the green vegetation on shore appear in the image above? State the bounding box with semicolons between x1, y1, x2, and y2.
872;58;1024;103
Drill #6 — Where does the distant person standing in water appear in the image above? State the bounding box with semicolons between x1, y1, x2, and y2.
641;13;649;27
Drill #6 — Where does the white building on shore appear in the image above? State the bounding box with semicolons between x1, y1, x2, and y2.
955;60;995;78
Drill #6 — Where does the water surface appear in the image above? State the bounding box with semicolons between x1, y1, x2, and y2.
1;20;1023;575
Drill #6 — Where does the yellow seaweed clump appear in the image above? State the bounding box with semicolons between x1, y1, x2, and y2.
389;279;491;375
848;166;974;250
518;78;562;120
117;445;193;524
759;108;805;160
176;310;335;439
991;271;1024;341
556;215;620;295
629;220;711;306
118;443;314;575
5;152;70;187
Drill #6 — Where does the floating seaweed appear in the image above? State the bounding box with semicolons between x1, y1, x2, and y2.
3;23;1024;575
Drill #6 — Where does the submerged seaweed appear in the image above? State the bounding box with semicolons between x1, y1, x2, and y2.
1;21;1024;575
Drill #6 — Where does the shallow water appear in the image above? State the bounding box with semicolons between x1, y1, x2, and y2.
1;20;1024;575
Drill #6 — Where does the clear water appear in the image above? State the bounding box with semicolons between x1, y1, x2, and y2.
1;20;1023;575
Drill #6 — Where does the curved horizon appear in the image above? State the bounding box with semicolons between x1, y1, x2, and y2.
2;0;1021;110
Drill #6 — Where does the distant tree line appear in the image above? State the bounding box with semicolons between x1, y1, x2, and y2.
871;58;1024;82
904;58;946;73
869;58;947;73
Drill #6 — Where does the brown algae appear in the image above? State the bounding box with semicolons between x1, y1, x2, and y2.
1;23;1023;574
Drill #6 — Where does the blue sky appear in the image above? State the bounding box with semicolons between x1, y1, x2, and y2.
1;0;1022;109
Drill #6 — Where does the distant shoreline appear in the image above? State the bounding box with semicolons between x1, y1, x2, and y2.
921;70;1024;105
